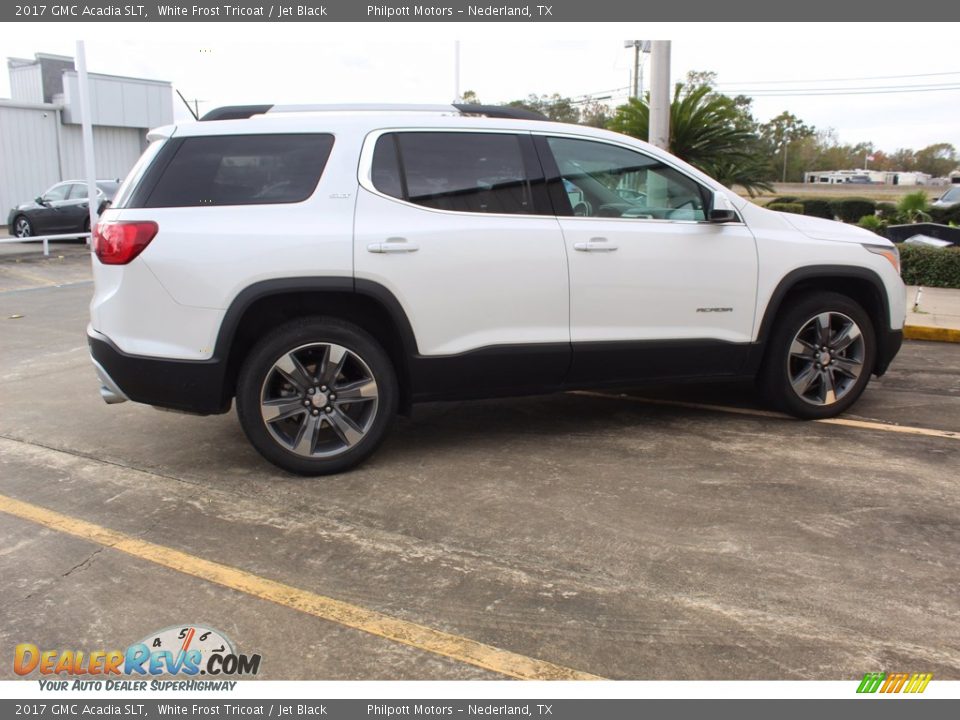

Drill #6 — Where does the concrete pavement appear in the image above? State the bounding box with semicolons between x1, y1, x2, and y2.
0;246;958;681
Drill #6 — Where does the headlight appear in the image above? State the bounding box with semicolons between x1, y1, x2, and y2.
864;243;900;275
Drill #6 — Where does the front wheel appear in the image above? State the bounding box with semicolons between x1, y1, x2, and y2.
13;216;33;238
236;318;398;475
761;292;876;419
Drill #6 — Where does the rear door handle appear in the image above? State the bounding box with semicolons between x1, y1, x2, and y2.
573;237;618;252
367;237;419;254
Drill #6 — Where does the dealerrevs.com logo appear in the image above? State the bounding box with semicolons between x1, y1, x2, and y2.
14;625;261;689
857;672;933;694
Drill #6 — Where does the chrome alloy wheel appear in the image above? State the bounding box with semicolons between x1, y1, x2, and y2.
787;312;865;406
259;342;379;457
14;217;32;238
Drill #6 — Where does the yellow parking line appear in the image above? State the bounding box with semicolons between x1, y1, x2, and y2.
0;493;601;681
572;391;960;441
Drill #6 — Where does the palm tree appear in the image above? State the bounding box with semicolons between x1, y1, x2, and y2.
897;190;932;224
608;84;773;196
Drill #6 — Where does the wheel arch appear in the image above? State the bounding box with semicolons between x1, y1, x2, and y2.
752;265;894;376
216;278;418;413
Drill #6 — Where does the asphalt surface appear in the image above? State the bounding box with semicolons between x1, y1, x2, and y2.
1;247;958;680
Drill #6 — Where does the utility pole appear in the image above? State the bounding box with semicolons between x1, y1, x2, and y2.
624;40;650;100
648;40;671;150
454;41;461;103
76;41;98;246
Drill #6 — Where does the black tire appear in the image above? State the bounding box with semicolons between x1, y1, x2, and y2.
13;215;33;238
760;292;876;419
236;317;398;475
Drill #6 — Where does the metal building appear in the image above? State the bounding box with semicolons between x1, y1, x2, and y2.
0;53;173;227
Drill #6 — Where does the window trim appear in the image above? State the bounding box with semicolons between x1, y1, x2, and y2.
358;127;552;219
533;130;744;226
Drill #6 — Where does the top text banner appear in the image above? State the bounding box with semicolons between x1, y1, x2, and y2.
3;0;953;21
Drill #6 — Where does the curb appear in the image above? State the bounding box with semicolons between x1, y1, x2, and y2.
903;325;960;343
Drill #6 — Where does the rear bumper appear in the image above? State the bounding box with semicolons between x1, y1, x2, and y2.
88;329;231;415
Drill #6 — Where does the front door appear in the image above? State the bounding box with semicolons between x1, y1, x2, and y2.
538;135;759;383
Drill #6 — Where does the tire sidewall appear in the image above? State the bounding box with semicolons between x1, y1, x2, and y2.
763;292;876;419
236;317;398;476
15;216;32;238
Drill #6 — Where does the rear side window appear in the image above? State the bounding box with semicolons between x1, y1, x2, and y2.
133;134;333;208
371;132;533;215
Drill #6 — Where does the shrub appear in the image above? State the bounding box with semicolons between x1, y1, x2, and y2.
857;215;885;233
799;198;834;219
897;191;932;223
767;202;804;215
876;202;899;220
930;204;960;226
770;196;799;204
899;244;960;288
830;197;876;224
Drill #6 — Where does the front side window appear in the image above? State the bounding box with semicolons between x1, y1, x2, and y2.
69;184;89;200
546;137;708;221
43;184;70;202
140;134;334;208
372;132;533;215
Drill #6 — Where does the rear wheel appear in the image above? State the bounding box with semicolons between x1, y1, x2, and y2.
236;317;398;475
13;216;32;238
761;292;876;419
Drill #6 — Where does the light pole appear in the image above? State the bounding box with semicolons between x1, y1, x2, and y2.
624;41;651;99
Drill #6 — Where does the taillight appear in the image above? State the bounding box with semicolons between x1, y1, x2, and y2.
93;221;158;265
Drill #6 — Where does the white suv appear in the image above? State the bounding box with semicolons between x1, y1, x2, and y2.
88;104;906;475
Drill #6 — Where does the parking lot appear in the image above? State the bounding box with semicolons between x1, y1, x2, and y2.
1;245;958;680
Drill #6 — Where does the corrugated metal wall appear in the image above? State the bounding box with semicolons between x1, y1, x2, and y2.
60;125;146;181
0;105;62;221
0;105;147;222
62;73;173;129
8;65;43;103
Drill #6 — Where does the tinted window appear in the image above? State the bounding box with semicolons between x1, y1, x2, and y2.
373;132;532;215
546;137;708;221
142;134;334;208
371;134;404;200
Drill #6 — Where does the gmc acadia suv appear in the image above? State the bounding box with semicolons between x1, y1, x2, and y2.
88;103;906;475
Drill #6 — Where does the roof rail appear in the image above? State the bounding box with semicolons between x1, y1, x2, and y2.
198;103;550;122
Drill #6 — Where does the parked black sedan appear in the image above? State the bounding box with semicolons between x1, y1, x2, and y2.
7;180;120;238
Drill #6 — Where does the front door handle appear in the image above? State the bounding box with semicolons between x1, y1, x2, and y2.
367;238;419;254
573;237;618;252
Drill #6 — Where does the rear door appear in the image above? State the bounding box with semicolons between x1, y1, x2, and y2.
354;129;570;397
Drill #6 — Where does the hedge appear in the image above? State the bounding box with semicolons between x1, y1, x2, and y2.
930;204;960;225
767;202;804;214
830;197;876;224
799;198;834;219
899;244;960;288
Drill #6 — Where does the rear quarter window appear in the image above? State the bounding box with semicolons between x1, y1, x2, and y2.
130;134;334;208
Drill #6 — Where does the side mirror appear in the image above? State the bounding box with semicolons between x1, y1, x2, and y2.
708;190;739;223
709;209;739;223
35;196;49;206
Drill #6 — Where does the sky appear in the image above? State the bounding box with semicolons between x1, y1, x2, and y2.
1;22;958;154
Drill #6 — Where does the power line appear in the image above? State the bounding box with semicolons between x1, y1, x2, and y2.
715;70;960;86
723;85;960;97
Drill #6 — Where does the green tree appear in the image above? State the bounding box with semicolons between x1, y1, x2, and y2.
506;93;580;123
914;143;957;178
757;112;816;182
608;82;772;195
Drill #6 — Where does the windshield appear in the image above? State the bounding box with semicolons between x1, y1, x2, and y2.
940;187;960;203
